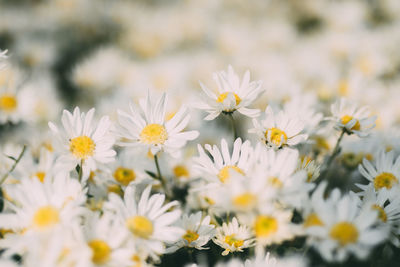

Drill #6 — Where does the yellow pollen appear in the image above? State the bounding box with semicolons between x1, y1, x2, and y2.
233;193;257;209
204;196;215;206
254;215;278;238
365;153;373;161
224;234;244;248
69;136;95;159
216;92;241;106
33;172;46;183
0;95;17;112
88;239;111;264
265;128;288;147
217;165;244;183
330;222;358;246
372;205;387;222
303;213;324;228
173;165;190;178
140;124;168;145
126;216;153;239
268;177;283;188
315;136;330;150
33;206;60;229
341;115;360;131
107;184;124;197
374;172;398;190
131;254;142;267
113;167;136;186
183;230;199;244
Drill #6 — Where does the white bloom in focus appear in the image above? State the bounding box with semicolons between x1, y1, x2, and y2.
250;106;307;149
117;92;199;157
49;107;116;178
330;98;376;137
104;185;183;258
167;211;216;252
213;217;255;256
195;65;263;120
358;150;400;194
194;138;253;184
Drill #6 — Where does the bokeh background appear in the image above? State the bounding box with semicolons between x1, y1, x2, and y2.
1;1;400;266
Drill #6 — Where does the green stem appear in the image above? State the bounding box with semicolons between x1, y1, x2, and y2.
154;154;168;196
227;113;238;140
78;159;83;182
322;129;346;178
0;145;26;185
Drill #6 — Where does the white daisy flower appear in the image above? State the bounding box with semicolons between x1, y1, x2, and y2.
117;92;199;157
252;207;297;247
103;185;183;258
358;150;400;194
195;65;264;120
308;192;388;262
193;138;253;184
358;185;400;247
302;182;340;230
83;212;133;266
254;147;314;209
243;251;306;267
250;106;308;150
330;98;376;137
167;211;216;253
0;68;25;124
213;217;255;256
49;107;116;178
0;173;86;233
297;156;321;183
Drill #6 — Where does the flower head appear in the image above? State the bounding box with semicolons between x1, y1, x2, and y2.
195;65;263;120
330;98;376;137
49;107;116;178
117;91;199;157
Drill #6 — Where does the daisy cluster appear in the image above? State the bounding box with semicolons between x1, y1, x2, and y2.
1;0;400;266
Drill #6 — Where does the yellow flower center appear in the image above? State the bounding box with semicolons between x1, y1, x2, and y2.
33;206;60;229
224;234;244;248
0;95;17;112
330;222;358;246
173;165;190;178
183;230;199;244
204;196;215;206
140;124;168;145
88;239;111;265
233;193;257;209
372;204;387;222
254;215;278;238
107;184;124;197
126;216;154;239
217;165;244;183
341;115;360;131
303;213;324;228
216;92;241;106
33;172;46;183
374;172;398;190
113;167;136;186
69;136;95;159
265;128;288;147
268;176;283;188
131;254;142;267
